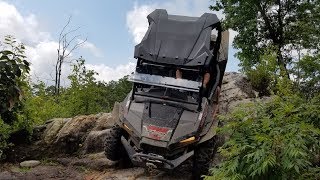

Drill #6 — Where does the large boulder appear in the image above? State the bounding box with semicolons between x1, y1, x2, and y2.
219;72;258;115
53;115;98;154
93;113;113;131
81;129;110;154
93;103;119;131
43;118;70;144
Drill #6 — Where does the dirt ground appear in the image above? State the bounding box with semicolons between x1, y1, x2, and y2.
0;153;192;180
0;164;191;180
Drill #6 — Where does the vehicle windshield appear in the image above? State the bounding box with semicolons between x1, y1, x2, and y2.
135;85;199;104
130;72;201;92
130;72;201;104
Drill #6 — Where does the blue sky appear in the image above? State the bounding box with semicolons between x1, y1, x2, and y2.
10;0;135;64
0;0;240;84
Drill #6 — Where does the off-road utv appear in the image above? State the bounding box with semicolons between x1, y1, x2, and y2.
104;9;229;178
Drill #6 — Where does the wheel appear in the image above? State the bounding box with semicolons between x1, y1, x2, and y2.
104;124;125;161
104;124;133;168
192;136;218;179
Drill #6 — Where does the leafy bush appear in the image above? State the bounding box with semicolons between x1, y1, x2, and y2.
0;35;29;115
246;49;278;97
23;57;132;123
0;36;30;159
0;117;11;159
23;89;65;125
205;95;320;180
293;54;320;99
247;66;272;96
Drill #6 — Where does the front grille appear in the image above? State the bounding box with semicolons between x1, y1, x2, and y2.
141;143;168;156
140;143;186;159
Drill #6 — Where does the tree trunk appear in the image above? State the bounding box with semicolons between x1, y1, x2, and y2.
57;59;63;95
54;58;59;95
276;0;290;79
276;45;290;79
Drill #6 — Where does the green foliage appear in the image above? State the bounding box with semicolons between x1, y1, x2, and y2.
293;54;320;98
246;49;278;96
210;0;320;74
62;57;132;116
207;3;320;177
0;35;29;115
23;83;67;124
247;67;272;96
296;93;320;128
63;58;109;116
205;95;320;180
0;36;31;159
0;117;11;159
23;57;132;122
211;0;320;98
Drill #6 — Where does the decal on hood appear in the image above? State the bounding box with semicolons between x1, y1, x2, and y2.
143;125;173;141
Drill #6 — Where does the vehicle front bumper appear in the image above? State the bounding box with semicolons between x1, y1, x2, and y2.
121;136;194;170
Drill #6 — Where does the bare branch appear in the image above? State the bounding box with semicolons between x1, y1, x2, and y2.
54;15;87;95
65;34;81;50
65;37;87;57
59;15;72;42
63;27;81;38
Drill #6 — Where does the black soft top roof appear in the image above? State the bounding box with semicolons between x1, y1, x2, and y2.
134;9;221;68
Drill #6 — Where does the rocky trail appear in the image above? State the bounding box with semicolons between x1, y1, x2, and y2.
0;153;191;179
0;72;265;180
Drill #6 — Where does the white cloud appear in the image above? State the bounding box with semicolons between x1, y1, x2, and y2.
79;39;104;58
0;1;50;44
0;1;61;85
0;1;122;84
86;62;136;82
126;4;155;44
25;41;72;86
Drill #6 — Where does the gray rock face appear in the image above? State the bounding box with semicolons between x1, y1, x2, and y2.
53;114;98;154
43;118;70;144
220;72;258;115
55;115;97;141
82;129;110;154
20;160;41;168
93;113;113;131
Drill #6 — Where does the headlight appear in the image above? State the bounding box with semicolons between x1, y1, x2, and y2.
123;123;132;132
180;136;196;144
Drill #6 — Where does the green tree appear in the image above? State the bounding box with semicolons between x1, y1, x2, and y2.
293;54;320;98
0;35;29;115
23;81;66;124
246;47;278;96
207;2;320;178
210;0;320;79
64;57;104;115
63;57;132;115
0;35;30;159
23;57;133;123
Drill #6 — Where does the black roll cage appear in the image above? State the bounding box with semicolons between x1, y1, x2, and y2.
130;22;223;111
